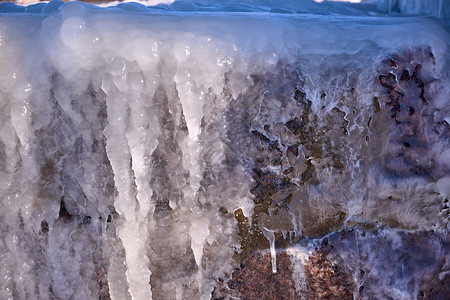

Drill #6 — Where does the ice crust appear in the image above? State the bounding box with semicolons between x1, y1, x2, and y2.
0;0;449;299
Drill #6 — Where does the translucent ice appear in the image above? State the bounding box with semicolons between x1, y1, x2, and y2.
0;0;448;299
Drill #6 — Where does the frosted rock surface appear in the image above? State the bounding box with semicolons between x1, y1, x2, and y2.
0;0;448;299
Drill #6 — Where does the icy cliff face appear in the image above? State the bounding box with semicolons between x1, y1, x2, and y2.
0;1;449;299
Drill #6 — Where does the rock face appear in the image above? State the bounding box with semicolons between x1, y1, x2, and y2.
303;242;353;300
0;1;449;300
224;251;299;300
216;228;449;300
217;245;354;300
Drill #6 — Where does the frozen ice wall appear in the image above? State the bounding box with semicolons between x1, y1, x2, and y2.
0;0;448;299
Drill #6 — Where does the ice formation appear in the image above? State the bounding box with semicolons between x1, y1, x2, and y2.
0;0;448;299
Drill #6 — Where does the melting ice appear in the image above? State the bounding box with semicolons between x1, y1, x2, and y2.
0;0;449;299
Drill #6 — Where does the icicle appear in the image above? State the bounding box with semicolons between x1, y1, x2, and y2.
175;75;205;198
260;225;277;273
103;84;152;300
189;214;210;268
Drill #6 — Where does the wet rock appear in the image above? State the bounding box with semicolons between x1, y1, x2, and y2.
217;244;354;300
376;48;447;179
304;241;353;300
226;250;298;300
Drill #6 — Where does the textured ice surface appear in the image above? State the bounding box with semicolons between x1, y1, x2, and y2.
0;0;449;299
